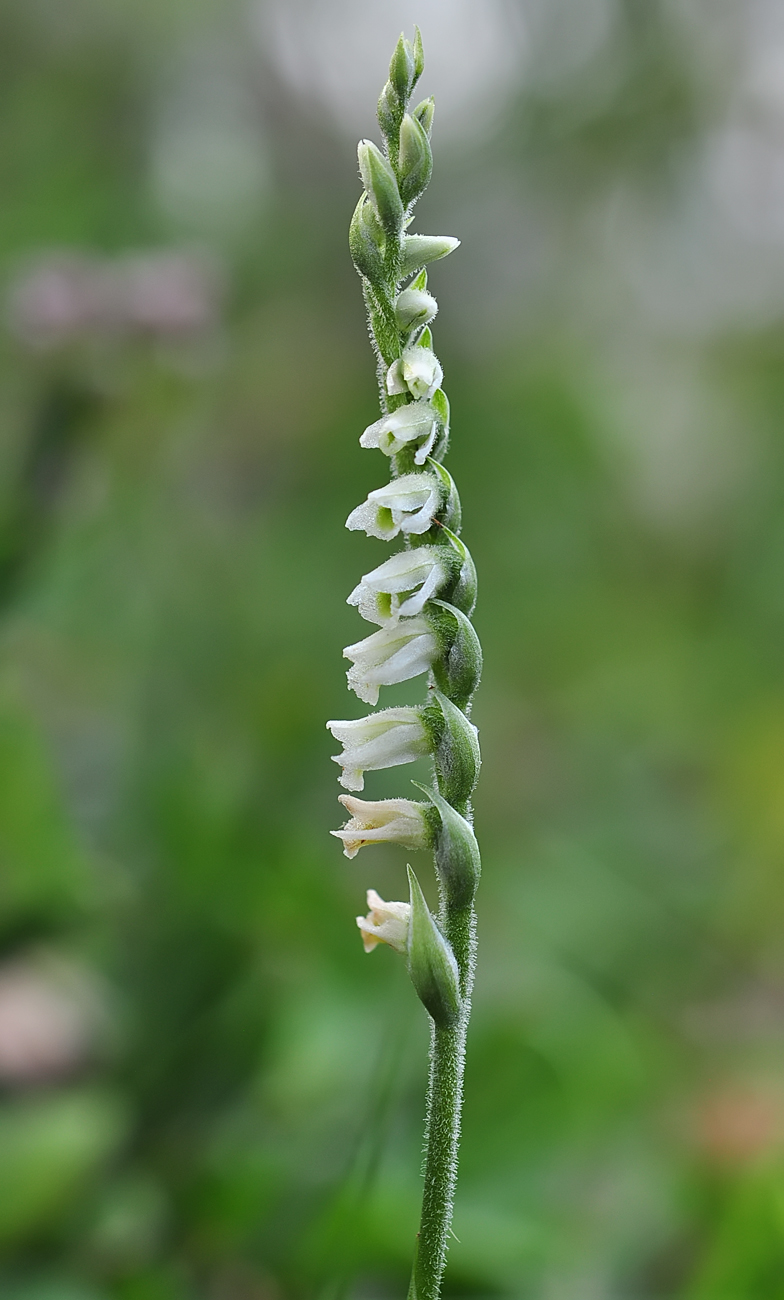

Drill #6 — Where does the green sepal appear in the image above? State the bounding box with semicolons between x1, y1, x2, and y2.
422;691;480;810
441;528;477;616
431;388;449;429
425;389;450;462
349;193;385;284
426;459;461;533
400;234;460;277
398;113;433;208
413;95;435;138
412;782;481;910
428;600;483;711
406;865;462;1027
358;140;404;238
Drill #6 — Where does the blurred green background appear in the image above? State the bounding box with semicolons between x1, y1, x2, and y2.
2;1;784;1296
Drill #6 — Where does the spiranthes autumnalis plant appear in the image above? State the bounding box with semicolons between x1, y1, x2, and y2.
326;29;481;1299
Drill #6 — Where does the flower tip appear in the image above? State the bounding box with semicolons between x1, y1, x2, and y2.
356;916;380;952
329;828;359;859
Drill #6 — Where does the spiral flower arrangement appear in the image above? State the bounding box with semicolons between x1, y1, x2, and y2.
326;31;482;1299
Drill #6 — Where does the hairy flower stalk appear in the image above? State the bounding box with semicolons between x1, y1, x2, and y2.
327;30;481;1299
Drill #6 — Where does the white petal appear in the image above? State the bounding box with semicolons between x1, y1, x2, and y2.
386;360;406;394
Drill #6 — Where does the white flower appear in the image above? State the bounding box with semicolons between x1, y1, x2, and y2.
327;707;430;791
386;345;443;401
344;616;439;705
347;546;450;624
360;401;438;463
332;794;429;859
345;473;441;540
357;889;411;953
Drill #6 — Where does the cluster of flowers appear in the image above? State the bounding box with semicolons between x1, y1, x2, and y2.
326;30;481;1030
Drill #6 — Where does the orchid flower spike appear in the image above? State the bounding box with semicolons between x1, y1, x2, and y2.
329;30;483;1297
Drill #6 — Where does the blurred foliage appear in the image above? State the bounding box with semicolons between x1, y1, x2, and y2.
1;1;784;1297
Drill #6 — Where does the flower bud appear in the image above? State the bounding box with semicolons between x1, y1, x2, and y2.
327;707;431;792
395;287;438;331
398;114;433;207
333;795;430;859
377;81;398;140
389;33;416;103
412;27;425;85
349;193;385;284
400;235;460;278
358;140;403;238
357;889;410;953
428;600;482;710
422;691;481;810
413;96;435;138
345;472;444;540
386;344;443;401
406;866;462;1027
347;545;457;624
413;783;481;909
344;615;439;705
360;401;438;463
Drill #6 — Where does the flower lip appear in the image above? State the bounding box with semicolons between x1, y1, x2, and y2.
332;793;429;858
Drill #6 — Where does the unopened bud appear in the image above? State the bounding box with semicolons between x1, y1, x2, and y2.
401;235;460;278
349;193;385;284
358;140;404;238
377;81;398;140
398;114;433;207
395;287;438;330
412;27;425;84
389;33;416;103
413;96;435;138
406;866;461;1027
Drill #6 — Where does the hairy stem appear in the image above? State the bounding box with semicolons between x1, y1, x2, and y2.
409;902;476;1298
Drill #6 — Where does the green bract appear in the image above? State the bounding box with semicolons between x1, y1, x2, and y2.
332;31;482;1300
